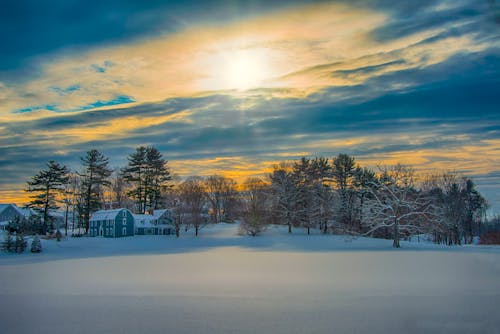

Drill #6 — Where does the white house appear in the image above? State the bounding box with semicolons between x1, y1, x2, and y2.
134;209;174;235
0;204;35;230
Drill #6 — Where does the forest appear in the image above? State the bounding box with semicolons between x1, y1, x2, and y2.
18;146;495;248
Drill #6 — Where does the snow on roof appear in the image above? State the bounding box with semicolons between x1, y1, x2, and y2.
133;214;157;228
152;209;170;218
90;209;128;221
20;207;37;218
0;204;35;218
48;210;65;218
0;204;10;213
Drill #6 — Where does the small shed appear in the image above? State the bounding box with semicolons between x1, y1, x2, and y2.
89;209;134;237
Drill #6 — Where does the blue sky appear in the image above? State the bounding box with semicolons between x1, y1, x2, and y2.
0;0;499;213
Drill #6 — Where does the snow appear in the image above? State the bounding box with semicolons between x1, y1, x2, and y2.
1;224;500;333
90;208;127;221
133;213;158;227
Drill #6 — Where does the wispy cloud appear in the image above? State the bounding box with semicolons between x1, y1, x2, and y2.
0;0;499;211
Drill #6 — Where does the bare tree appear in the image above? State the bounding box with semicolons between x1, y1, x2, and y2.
362;164;434;248
178;177;207;236
109;169;133;209
239;178;269;236
204;175;238;223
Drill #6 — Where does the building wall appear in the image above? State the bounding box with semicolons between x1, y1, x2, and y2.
136;227;158;235
89;209;134;238
114;210;134;237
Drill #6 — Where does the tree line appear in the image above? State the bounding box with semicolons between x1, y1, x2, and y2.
23;149;489;247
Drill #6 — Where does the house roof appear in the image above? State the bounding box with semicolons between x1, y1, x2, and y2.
0;204;35;218
133;214;157;228
152;209;170;219
48;209;65;218
91;209;129;221
0;204;10;213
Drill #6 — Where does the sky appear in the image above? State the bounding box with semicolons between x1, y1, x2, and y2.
0;0;499;214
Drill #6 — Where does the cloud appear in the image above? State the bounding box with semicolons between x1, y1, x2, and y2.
0;0;499;212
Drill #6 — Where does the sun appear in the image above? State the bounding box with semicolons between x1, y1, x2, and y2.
224;51;269;90
199;48;275;91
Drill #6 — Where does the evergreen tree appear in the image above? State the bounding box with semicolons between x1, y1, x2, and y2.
122;146;147;213
79;150;112;233
269;162;301;233
122;146;171;213
331;154;357;232
30;235;42;253
26;160;69;234
145;146;172;211
461;178;488;244
2;233;14;253
354;167;377;227
292;157;315;235
15;234;27;253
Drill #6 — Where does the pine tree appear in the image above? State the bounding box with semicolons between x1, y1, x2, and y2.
269;162;300;233
145;146;172;211
15;234;27;253
122;146;147;213
122;146;171;213
332;154;357;232
79;150;112;233
26;160;70;234
2;233;14;253
31;235;42;253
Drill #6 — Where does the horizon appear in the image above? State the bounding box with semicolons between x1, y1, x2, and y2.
0;0;499;214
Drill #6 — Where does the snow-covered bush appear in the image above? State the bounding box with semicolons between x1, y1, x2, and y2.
1;233;15;253
238;217;267;237
31;235;42;253
15;234;27;253
2;233;27;253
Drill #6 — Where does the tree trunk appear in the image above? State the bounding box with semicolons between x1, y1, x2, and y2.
288;223;292;233
44;185;50;234
65;205;69;236
393;220;400;248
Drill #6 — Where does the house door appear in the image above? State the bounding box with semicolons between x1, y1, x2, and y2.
99;226;103;236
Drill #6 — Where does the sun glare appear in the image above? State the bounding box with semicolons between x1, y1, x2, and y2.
199;48;276;91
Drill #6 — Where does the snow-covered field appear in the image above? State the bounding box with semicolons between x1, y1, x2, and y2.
1;224;500;333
